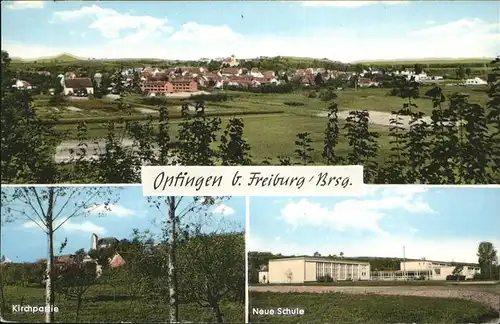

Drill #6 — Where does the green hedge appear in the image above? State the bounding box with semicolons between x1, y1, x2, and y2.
42;110;285;125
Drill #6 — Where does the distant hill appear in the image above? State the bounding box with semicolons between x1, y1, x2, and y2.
13;53;85;63
353;57;493;65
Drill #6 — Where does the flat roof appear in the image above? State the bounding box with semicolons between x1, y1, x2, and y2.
269;256;370;265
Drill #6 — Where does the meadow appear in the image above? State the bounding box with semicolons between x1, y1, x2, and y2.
249;291;498;323
2;285;243;323
38;85;490;164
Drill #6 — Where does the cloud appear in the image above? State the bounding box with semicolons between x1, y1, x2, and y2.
248;235;500;264
60;221;107;235
280;188;433;234
213;203;235;216
3;9;498;61
88;203;135;217
23;220;106;235
169;22;240;42
53;4;118;21
301;1;408;8
5;1;45;10
411;18;499;37
425;20;436;25
52;5;173;41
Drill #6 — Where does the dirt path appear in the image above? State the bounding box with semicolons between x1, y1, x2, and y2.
54;139;177;164
250;285;500;313
317;110;434;129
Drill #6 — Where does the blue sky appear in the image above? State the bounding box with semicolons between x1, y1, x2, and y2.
249;186;500;263
0;186;245;262
1;1;498;61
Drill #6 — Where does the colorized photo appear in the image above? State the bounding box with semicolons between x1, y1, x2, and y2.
1;1;499;184
248;187;500;323
0;186;245;323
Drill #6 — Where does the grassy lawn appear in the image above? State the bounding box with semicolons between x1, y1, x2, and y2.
3;285;244;323
55;113;393;164
249;292;498;323
45;86;490;164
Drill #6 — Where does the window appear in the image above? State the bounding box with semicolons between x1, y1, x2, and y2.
435;269;441;275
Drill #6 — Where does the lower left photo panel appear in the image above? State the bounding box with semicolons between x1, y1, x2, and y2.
0;186;246;323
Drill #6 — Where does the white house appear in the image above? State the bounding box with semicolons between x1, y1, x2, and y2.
250;68;264;78
465;77;487;86
12;80;32;90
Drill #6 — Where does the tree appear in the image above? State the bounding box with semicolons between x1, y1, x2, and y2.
414;63;424;75
177;114;221;165
456;65;466;80
344;110;379;183
1;186;115;323
294;132;314;165
477;242;498;279
54;249;98;322
322;101;341;165
314;73;323;86
465;66;472;78
219;118;252;165
207;60;222;72
1;51;60;184
452;265;464;282
147;196;219;322
486;57;500;180
339;252;344;258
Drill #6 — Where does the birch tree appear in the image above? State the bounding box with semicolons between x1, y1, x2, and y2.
148;196;218;323
1;186;117;323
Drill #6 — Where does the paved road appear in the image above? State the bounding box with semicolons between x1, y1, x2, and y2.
250;285;500;313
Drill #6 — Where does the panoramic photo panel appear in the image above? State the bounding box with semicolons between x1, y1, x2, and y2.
1;0;499;185
0;186;245;323
248;186;500;323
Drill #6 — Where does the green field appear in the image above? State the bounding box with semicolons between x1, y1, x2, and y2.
2;285;243;323
249;292;498;323
45;86;490;164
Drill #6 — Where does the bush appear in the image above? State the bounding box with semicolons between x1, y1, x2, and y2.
43;109;286;125
283;101;305;106
307;91;318;98
316;275;333;282
141;96;168;106
190;93;231;102
446;275;466;281
319;89;337;101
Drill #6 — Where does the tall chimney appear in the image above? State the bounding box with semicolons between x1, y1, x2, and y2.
92;233;98;250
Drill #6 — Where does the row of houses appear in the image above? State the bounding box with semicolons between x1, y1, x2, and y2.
38;233;125;279
12;62;489;95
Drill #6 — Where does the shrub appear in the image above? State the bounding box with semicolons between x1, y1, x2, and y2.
283;101;305;106
316;275;333;282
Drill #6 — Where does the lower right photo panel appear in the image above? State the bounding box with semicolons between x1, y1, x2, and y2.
247;186;500;324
